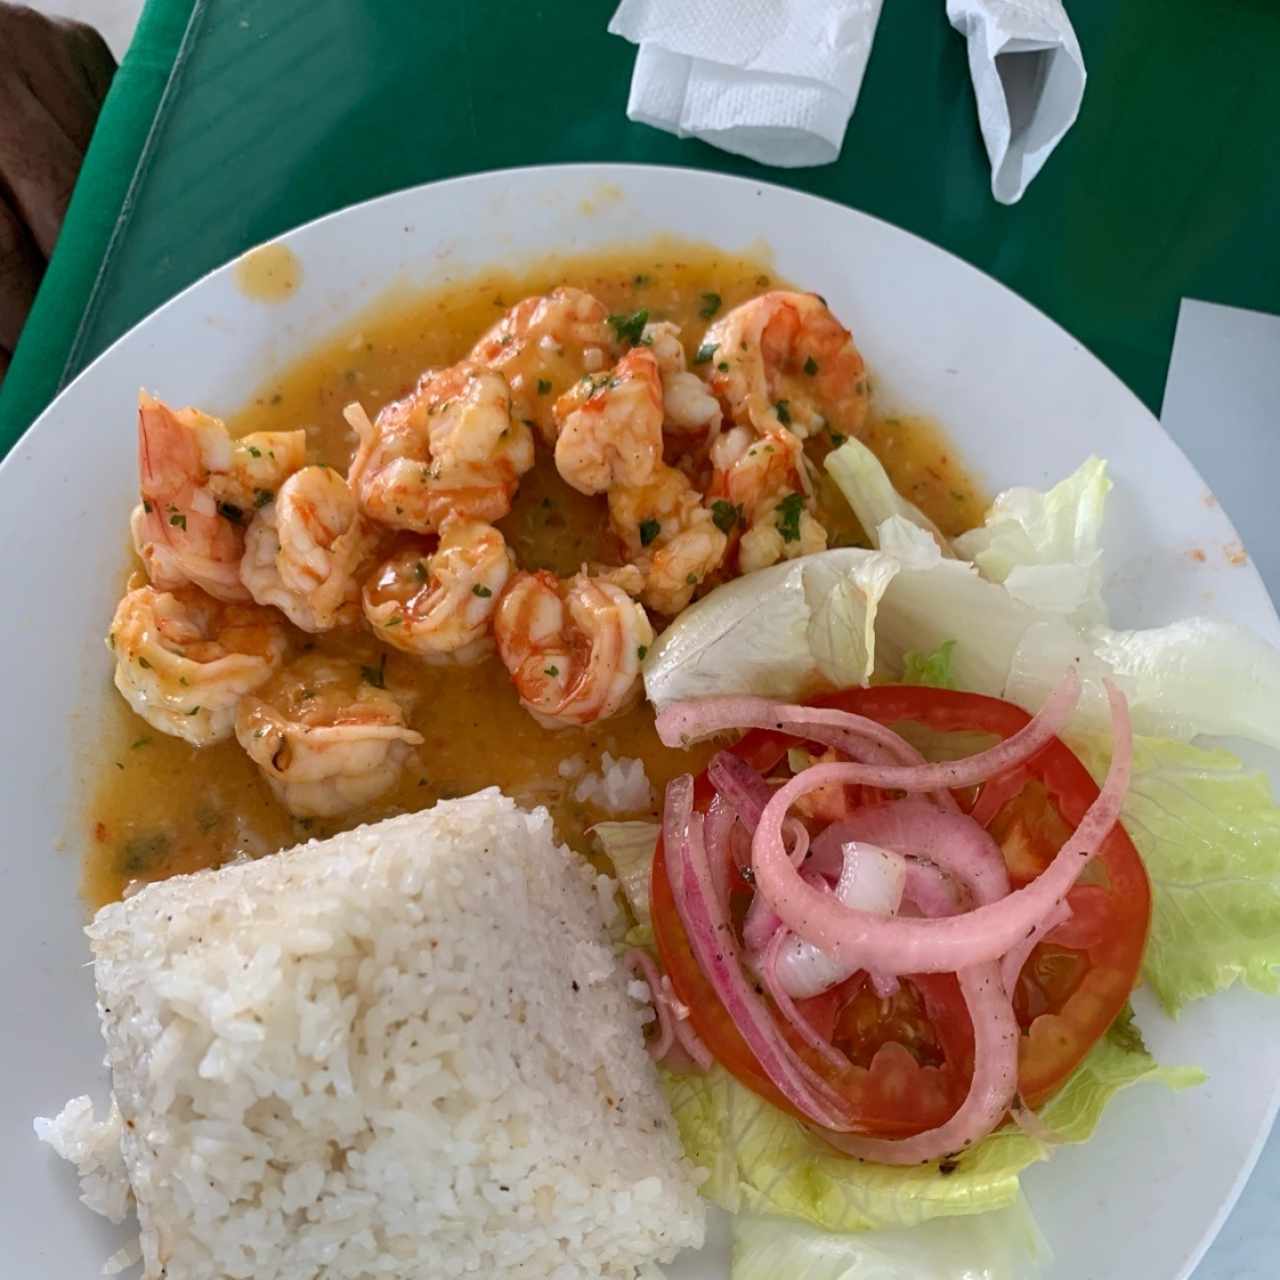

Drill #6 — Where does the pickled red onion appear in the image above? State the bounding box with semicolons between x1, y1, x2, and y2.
808;799;1011;907
663;776;850;1126
750;681;1129;976
661;667;1079;793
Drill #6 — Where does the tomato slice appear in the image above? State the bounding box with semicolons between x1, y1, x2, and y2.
650;684;1151;1138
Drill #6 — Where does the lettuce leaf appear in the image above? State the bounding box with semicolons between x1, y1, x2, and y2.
901;640;957;689
824;437;949;551
591;821;659;923
1072;734;1280;1013
730;1195;1048;1280
953;456;1111;626
663;1009;1200;1234
644;548;905;708
1008;616;1280;749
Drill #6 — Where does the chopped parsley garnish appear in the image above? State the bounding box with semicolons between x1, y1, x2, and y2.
693;341;718;365
254;489;273;508
360;655;387;689
185;706;201;715
130;737;151;749
639;518;661;547
473;584;493;598
169;512;187;530
218;502;244;524
774;399;792;426
717;360;729;372
247;445;262;458
414;560;428;582
637;645;648;660
685;573;698;585
544;664;560;678
829;431;847;447
118;832;170;874
536;378;552;395
775;491;805;543
384;615;403;627
803;356;819;376
699;292;722;319
607;309;649;345
710;499;740;533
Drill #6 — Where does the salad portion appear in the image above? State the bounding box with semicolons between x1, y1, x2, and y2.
600;446;1280;1274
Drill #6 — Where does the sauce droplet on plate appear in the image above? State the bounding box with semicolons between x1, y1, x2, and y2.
235;243;302;302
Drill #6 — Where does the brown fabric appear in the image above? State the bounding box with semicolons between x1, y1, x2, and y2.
0;3;116;370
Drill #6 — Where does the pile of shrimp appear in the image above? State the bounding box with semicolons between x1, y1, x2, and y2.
111;288;869;819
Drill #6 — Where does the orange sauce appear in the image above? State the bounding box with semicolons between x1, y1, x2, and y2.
234;242;303;302
84;241;985;907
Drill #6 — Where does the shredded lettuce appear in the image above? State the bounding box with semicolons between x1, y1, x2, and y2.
824;437;949;550
730;1195;1048;1280
663;1009;1199;1234
1072;734;1280;1013
901;640;957;689
953;456;1111;626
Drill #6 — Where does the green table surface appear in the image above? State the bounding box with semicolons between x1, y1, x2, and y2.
2;0;1280;449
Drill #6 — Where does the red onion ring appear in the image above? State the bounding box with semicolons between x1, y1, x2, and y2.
815;805;1020;1165
969;766;1028;828
672;699;965;814
808;800;1011;907
670;1002;715;1070
703;793;737;915
624;948;675;1061
762;928;855;1071
999;897;1072;997
709;751;774;826
661;667;1079;793
750;680;1128;976
663;776;851;1126
820;963;1019;1164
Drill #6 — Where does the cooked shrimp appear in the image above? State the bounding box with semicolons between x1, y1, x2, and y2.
704;291;869;440
552;347;664;495
346;361;533;533
241;465;375;632
608;464;728;615
208;430;307;513
363;514;514;663
235;653;423;817
710;426;827;574
642;320;722;436
134;392;299;601
470;287;618;443
108;584;289;746
495;570;654;727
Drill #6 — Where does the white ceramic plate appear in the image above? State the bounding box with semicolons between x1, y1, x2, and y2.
3;165;1277;1279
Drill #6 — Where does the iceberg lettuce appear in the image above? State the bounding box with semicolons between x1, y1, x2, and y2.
1071;734;1280;1013
729;1196;1047;1280
663;1008;1199;1234
953;456;1111;626
824;437;949;550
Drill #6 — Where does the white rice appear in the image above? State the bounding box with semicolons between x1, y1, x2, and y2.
573;753;654;814
37;789;704;1279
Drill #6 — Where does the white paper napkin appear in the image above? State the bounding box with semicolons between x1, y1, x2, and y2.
946;0;1086;204
608;0;885;168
